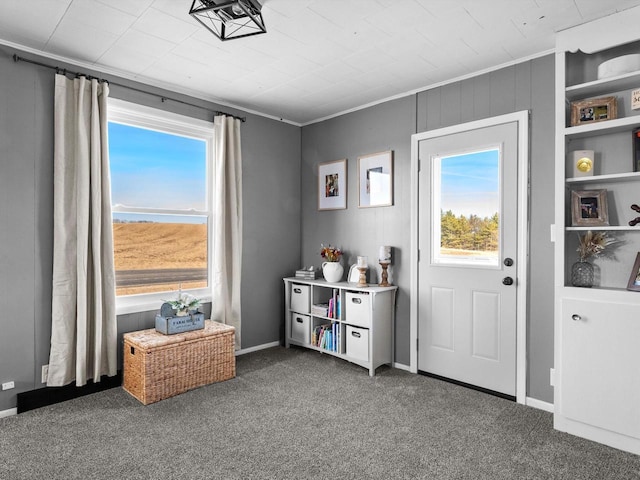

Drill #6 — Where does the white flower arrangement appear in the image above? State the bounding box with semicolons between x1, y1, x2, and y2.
164;293;201;315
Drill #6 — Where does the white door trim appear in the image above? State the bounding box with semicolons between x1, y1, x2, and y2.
410;111;529;404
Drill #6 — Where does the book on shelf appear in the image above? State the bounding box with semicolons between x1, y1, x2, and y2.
312;322;340;353
327;290;341;319
295;269;316;279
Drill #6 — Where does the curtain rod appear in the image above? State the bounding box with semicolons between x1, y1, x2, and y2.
12;54;247;123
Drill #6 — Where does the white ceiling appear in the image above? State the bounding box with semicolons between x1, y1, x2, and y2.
1;0;640;125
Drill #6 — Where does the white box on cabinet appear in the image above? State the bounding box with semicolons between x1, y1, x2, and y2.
346;325;369;362
290;313;310;344
290;284;310;314
345;292;371;327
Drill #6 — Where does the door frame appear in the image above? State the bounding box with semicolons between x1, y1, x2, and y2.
409;111;529;405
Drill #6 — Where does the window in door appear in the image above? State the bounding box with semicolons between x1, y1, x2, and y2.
432;147;501;267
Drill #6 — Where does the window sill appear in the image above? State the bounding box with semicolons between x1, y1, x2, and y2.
116;289;212;316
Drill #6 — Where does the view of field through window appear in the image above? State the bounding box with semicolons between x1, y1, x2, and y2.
109;121;209;296
435;148;500;265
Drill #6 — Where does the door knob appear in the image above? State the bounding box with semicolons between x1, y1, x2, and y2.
571;314;582;321
502;277;514;286
504;258;514;266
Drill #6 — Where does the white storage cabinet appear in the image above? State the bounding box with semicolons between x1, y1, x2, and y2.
554;9;640;455
283;277;397;376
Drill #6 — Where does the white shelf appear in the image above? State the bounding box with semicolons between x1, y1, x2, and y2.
563;115;640;139
554;11;640;456
283;277;397;376
566;70;640;101
566;171;640;184
566;226;639;231
563;285;638;296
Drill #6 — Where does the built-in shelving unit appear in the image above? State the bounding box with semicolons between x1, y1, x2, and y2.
283;277;397;376
554;9;640;456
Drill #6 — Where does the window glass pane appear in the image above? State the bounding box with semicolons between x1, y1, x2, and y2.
113;213;208;296
433;148;500;267
109;122;206;211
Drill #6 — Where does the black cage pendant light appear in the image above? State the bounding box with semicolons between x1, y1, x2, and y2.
189;0;266;41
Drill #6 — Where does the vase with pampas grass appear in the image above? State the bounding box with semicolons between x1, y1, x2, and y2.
571;231;615;287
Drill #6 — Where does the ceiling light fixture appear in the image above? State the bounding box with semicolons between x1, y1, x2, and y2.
189;0;266;41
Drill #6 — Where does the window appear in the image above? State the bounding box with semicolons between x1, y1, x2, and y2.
108;99;213;314
432;147;500;267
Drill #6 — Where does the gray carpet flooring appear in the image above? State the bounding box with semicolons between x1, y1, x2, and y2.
1;346;639;480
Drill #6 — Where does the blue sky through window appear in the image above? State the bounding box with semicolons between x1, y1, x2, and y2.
109;122;206;224
440;149;499;219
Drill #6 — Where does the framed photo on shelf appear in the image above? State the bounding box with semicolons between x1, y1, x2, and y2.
633;127;640;172
571;189;609;226
318;159;347;210
570;96;617;126
358;150;393;208
626;253;640;292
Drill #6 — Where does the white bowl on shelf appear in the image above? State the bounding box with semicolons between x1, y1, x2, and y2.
597;54;640;79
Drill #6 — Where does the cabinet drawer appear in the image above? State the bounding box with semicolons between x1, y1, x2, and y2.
345;292;371;327
346;325;369;362
290;284;310;313
290;314;310;344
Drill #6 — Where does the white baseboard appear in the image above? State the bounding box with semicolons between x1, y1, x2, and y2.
526;397;554;413
0;408;17;419
393;362;411;372
236;340;281;356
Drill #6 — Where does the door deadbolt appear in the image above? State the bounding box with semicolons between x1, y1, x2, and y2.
502;277;514;286
504;258;514;267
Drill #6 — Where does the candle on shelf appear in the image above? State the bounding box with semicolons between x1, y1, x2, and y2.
357;255;368;268
379;246;391;263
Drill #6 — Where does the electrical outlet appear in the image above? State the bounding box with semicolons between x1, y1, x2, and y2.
2;381;15;391
42;364;49;384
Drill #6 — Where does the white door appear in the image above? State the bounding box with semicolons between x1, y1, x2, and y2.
417;119;520;397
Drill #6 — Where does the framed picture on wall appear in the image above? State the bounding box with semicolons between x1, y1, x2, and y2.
571;189;609;226
318;159;347;210
358;150;393;208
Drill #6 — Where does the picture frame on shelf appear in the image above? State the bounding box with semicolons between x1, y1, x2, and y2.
633;127;640;172
571;189;609;226
318;159;347;210
570;96;617;126
626;252;640;292
347;264;360;283
358;150;393;208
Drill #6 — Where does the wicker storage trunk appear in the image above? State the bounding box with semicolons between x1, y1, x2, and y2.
123;320;235;405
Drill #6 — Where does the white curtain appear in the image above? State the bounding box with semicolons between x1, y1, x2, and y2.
212;115;243;349
48;74;117;387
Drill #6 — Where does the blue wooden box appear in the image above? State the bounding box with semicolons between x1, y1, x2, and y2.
155;312;205;335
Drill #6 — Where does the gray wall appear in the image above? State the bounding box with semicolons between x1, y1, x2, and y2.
0;46;301;411
301;95;416;366
301;55;555;403
0;45;556;411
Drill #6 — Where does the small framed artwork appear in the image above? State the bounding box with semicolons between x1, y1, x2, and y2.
627;253;640;292
318;159;347;210
570;96;617;126
571;189;609;226
358;150;393;208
